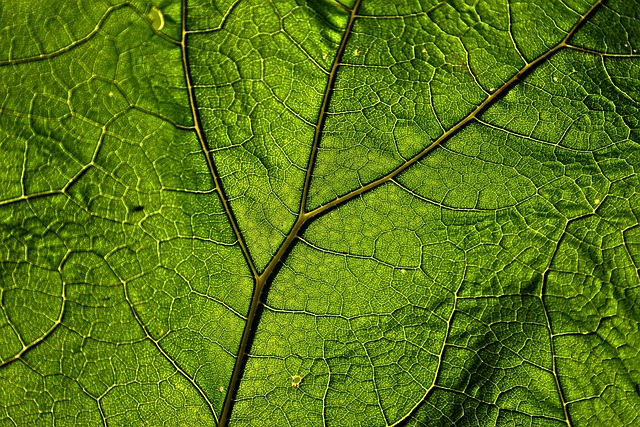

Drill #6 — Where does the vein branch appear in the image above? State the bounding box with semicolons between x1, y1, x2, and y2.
306;0;603;221
541;224;573;427
299;0;363;214
180;0;258;280
218;1;362;424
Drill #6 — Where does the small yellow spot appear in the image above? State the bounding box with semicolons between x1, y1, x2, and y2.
149;6;165;31
322;52;328;60
421;48;427;53
594;199;600;204
291;375;303;388
624;43;629;47
553;76;558;82
400;269;407;274
354;49;360;56
489;87;495;92
108;91;114;97
219;386;224;393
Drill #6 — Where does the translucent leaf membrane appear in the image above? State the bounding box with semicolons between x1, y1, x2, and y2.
1;0;639;426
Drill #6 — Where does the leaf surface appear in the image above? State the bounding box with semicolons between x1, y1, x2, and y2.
0;0;639;426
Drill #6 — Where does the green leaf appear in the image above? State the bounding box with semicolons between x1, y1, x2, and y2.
1;0;639;426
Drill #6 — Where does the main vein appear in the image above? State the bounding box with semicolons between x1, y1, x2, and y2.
218;1;363;424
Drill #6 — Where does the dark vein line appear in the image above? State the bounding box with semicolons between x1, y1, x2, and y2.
564;44;640;57
541;221;573;426
299;0;362;214
180;0;258;280
131;105;195;130
354;0;446;19
306;0;603;221
506;0;527;65
185;0;242;34
218;1;362;425
389;264;467;427
622;227;640;283
537;206;600;427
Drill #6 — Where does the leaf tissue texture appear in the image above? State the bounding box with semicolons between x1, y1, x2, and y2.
0;0;638;426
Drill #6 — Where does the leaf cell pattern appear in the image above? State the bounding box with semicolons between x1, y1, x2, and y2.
0;0;638;426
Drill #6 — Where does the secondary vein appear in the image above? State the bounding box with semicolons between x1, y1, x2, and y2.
306;0;604;221
180;0;258;280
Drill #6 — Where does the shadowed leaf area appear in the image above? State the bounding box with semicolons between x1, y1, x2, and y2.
1;0;639;426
